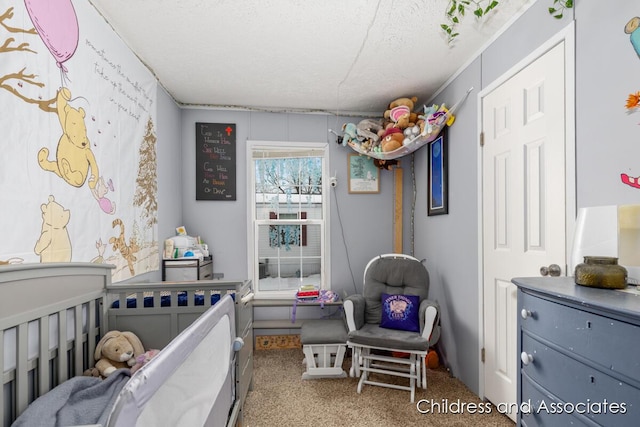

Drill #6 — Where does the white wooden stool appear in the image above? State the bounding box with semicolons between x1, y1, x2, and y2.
301;319;348;379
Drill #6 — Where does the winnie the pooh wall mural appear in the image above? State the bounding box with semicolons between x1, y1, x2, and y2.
24;0;79;82
0;0;158;281
623;16;640;191
34;195;72;263
38;87;100;190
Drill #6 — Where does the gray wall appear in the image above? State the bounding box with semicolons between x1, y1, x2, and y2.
410;0;640;395
575;1;640;207
409;0;572;396
178;110;396;294
134;0;640;396
410;58;483;392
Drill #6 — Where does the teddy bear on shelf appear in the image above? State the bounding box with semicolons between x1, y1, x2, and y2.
356;118;384;151
341;122;359;146
93;330;145;378
383;96;419;130
380;128;404;152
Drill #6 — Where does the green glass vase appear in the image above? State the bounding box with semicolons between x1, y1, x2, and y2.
574;256;628;289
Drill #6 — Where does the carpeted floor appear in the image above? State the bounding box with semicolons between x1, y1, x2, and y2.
243;349;516;427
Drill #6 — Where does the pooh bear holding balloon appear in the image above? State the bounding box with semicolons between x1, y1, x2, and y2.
38;87;99;190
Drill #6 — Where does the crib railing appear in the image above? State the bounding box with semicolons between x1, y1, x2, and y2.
105;280;246;351
1;296;105;427
1;264;250;427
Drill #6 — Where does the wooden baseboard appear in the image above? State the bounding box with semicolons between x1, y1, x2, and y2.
255;334;301;350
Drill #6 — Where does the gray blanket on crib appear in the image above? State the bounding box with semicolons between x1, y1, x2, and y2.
12;368;131;427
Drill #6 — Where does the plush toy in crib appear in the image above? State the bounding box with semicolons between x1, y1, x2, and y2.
94;330;145;377
130;349;161;374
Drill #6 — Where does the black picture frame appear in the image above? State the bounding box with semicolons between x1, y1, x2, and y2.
427;131;448;216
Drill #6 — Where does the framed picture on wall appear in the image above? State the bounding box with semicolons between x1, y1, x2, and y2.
427;131;448;216
348;154;380;194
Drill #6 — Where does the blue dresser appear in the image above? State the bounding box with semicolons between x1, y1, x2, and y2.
512;277;640;427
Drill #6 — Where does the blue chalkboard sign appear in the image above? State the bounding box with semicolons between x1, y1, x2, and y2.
195;122;236;200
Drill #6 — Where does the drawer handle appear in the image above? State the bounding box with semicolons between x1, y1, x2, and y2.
520;309;533;319
521;352;534;366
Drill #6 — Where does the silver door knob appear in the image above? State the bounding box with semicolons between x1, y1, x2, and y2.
540;264;561;277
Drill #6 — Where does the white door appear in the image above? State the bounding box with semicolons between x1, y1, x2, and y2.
481;41;566;420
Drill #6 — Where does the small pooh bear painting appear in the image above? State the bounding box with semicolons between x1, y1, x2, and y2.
34;195;72;262
38;87;99;189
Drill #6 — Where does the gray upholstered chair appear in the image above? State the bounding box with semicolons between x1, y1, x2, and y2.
343;253;440;402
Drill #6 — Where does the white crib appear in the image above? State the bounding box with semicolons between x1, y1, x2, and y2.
0;263;253;427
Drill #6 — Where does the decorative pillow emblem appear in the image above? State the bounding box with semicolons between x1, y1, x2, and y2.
379;293;420;332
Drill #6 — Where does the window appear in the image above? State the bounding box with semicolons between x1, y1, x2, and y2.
247;141;330;298
269;212;307;247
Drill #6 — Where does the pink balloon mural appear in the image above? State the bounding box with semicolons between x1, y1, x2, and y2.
24;0;79;71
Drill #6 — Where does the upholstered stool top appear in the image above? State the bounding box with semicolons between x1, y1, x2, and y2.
301;319;348;345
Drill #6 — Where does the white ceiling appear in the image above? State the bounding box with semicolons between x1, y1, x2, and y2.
89;0;533;115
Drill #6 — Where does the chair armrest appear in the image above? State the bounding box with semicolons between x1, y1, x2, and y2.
419;299;440;346
343;294;365;332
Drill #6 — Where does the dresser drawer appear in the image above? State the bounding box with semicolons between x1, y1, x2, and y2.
164;265;198;281
521;333;638;426
520;291;640;383
521;374;593;427
198;260;213;280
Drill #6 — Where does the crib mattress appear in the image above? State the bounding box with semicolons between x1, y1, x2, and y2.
111;291;234;308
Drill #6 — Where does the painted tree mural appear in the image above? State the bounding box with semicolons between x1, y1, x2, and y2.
0;7;55;112
134;117;158;230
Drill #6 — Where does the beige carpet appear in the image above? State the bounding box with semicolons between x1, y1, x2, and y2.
243;349;515;427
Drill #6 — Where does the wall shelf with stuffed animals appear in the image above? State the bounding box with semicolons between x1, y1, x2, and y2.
339;87;473;161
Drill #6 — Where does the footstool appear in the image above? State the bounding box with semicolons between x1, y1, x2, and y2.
301;319;348;380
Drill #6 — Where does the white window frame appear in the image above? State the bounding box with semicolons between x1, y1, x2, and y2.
246;140;331;299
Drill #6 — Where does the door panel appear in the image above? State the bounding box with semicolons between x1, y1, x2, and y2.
482;42;566;421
